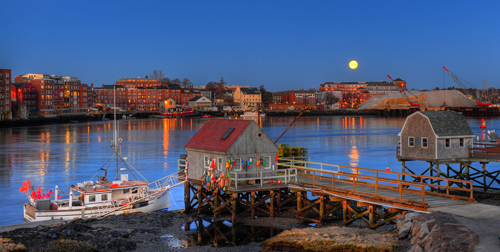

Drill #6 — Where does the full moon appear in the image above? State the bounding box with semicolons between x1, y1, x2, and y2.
349;60;358;69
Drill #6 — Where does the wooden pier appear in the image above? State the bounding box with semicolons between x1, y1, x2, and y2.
398;142;500;193
183;158;476;229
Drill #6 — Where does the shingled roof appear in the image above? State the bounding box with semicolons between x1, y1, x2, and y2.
419;111;475;137
184;119;252;153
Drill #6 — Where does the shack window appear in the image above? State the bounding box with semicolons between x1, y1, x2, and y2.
101;194;108;201
459;138;464;148
263;156;271;169
445;139;450;148
89;195;96;202
233;158;241;171
218;157;223;171
204;156;210;168
408;137;415;147
422;138;428;148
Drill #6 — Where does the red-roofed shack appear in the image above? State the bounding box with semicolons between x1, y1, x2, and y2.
184;119;279;182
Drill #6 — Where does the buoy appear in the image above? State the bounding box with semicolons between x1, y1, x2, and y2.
386;167;391;172
480;119;486;129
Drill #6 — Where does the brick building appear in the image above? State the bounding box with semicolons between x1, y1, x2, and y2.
0;69;12;120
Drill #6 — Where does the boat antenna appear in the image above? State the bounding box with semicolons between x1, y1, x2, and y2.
114;85;119;181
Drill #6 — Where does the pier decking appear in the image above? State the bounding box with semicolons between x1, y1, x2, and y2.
183;158;477;228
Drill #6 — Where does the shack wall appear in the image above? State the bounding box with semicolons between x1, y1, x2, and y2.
186;150;227;181
400;113;436;159
436;137;473;159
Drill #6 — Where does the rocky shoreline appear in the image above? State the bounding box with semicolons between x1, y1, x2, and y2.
0;204;486;251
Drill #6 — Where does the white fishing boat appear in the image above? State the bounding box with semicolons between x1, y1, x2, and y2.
22;87;184;222
240;111;266;119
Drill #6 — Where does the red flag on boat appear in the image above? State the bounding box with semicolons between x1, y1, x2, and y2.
31;190;36;198
37;186;41;194
27;180;31;190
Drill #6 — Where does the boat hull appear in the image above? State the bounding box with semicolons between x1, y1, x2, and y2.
23;189;170;222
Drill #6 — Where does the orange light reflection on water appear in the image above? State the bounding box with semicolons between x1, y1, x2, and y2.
163;119;170;170
349;146;359;167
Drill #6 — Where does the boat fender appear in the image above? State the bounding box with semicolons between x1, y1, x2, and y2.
109;184;119;189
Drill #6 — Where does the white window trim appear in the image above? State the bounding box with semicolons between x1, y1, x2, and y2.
408;137;415;147
263;156;271;169
204;155;210;169
422;137;428;148
445;138;451;148
459;138;465;148
218;157;223;171
234;158;242;171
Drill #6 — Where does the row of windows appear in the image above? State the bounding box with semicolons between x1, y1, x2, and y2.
408;137;465;148
204;156;272;171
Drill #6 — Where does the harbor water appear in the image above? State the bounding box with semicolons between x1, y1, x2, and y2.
0;116;497;226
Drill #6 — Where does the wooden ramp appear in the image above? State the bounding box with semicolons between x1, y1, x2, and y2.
279;158;476;212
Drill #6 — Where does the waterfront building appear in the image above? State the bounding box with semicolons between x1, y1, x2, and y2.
11;83;37;117
233;87;261;107
0;69;12;120
294;89;316;105
188;96;212;108
14;73;86;115
274;90;296;104
319;78;405;104
398;111;475;160
184;119;279;182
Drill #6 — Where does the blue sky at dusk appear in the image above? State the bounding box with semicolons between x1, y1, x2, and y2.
1;1;499;91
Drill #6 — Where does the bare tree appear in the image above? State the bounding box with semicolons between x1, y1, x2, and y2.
324;92;338;104
171;78;181;85
161;77;171;84
181;78;193;88
152;70;165;81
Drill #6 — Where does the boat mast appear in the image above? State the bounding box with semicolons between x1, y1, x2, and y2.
114;85;119;181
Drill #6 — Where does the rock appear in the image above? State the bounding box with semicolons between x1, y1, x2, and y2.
416;221;430;239
404;212;419;223
399;221;412;239
409;244;424;252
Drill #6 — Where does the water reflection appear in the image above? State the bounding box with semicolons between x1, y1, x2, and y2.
0;116;497;226
182;219;282;247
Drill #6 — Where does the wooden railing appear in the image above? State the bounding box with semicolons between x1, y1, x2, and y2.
278;158;474;209
229;168;298;189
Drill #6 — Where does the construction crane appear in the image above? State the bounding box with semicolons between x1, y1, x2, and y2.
388;75;420;107
443;66;492;106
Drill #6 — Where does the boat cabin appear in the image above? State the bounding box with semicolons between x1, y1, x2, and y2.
398;111;475;160
184;119;279;183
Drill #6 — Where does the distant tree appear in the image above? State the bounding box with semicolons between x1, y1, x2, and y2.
307;88;317;92
171;78;181;85
181;78;192;88
262;92;273;104
434;87;440;90
161;77;171;84
152;70;165;81
324;92;337;104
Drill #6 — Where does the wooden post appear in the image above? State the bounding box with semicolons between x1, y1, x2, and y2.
251;192;255;219
270;190;275;217
197;185;202;214
369;205;374;227
214;189;219;218
319;196;324;224
342;200;347;222
232;193;237;223
482;162;487;193
297;192;301;217
184;181;191;213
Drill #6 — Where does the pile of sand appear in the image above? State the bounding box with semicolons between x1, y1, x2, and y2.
359;90;477;109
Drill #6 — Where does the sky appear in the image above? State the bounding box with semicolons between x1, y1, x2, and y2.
1;1;499;91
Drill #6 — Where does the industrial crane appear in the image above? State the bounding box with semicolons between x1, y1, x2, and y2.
388;75;420;107
443;66;492;106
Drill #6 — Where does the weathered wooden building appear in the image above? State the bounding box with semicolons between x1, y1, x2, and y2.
398;111;475;160
184;119;279;183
